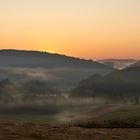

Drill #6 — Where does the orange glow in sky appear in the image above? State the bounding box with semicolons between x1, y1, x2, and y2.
0;0;140;59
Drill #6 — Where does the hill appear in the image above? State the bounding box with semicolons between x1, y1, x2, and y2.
0;49;112;69
71;67;140;98
0;49;114;91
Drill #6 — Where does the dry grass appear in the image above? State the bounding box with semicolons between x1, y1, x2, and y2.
0;123;139;140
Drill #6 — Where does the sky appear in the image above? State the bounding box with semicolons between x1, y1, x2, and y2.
0;0;140;59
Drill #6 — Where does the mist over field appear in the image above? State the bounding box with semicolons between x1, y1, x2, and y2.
0;67;111;91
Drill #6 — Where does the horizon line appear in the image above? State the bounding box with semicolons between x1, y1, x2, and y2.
0;48;139;61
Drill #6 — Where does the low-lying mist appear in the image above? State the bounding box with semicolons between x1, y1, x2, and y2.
0;95;109;123
0;91;138;124
0;66;139;125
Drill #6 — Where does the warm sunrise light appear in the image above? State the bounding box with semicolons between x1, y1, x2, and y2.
0;0;140;59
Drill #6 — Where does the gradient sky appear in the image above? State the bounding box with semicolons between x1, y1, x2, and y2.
0;0;140;59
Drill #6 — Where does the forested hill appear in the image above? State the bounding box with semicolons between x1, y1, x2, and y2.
71;67;140;98
0;49;113;69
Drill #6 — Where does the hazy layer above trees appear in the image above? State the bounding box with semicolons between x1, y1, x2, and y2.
0;50;114;91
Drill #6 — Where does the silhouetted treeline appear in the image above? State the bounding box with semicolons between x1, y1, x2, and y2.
76;120;140;128
0;79;59;100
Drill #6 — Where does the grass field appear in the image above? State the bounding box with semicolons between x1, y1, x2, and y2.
0;100;139;139
0;103;140;125
0;114;57;124
96;105;140;123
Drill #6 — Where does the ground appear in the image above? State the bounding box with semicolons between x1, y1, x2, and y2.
0;123;139;140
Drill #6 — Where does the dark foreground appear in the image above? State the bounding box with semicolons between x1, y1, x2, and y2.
0;123;139;140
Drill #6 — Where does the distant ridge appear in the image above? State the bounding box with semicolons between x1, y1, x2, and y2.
97;59;138;69
0;49;113;69
129;60;140;68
